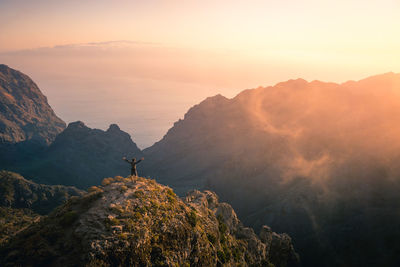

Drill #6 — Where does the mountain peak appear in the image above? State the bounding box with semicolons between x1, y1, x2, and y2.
202;93;229;104
183;94;229;121
0;64;10;71
0;176;299;266
67;121;87;129
275;78;308;88
107;123;121;132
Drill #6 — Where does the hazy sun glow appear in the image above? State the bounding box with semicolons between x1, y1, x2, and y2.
1;0;399;147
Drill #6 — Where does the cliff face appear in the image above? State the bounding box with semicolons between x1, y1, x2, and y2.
20;121;143;188
0;64;65;145
0;176;299;267
141;73;400;266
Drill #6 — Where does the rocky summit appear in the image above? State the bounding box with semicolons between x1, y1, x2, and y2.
0;64;65;145
0;176;299;267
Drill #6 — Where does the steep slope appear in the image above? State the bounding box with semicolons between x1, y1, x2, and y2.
142;73;400;266
0;176;299;267
0;171;84;245
0;64;65;145
19;121;143;188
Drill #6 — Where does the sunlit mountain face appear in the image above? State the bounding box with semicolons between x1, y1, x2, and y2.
142;73;400;266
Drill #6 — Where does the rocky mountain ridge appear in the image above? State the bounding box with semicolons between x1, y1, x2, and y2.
0;176;299;267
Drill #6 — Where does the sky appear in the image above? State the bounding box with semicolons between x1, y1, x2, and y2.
1;0;400;148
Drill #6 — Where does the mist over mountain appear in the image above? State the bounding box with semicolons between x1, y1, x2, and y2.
142;73;400;266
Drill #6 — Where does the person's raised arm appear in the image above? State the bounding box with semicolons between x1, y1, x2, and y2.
122;157;131;163
136;157;144;164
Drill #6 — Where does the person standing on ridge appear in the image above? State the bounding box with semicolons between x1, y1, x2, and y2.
123;157;144;177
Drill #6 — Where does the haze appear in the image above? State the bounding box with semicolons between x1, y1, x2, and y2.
1;0;400;148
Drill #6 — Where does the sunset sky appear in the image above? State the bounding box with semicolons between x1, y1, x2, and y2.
1;0;399;147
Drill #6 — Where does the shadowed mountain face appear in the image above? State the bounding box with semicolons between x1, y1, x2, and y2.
16;121;143;189
0;64;65;145
0;176;299;267
142;73;400;266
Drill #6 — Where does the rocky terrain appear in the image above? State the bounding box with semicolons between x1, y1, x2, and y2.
141;73;400;266
0;176;299;267
0;64;65;145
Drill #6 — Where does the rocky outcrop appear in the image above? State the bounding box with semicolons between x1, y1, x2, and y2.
185;190;299;266
0;176;299;267
0;64;65;145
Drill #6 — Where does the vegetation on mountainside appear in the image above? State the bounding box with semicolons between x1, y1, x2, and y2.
0;170;84;214
0;207;40;245
0;171;84;246
0;175;298;267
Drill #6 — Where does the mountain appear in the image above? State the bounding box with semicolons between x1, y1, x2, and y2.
0;64;66;175
18;121;143;188
0;65;143;189
0;64;65;145
0;170;84;245
0;176;299;267
0;170;84;214
142;73;400;266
